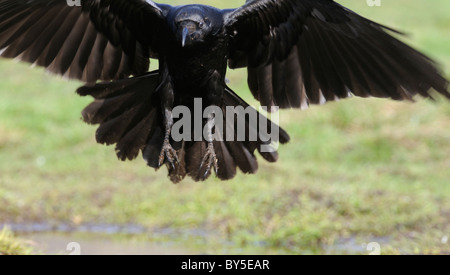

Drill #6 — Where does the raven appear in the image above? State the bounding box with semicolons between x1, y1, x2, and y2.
0;0;449;183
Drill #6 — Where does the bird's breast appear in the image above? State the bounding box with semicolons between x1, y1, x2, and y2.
165;42;228;90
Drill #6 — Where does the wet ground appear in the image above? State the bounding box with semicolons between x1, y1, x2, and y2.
25;232;195;255
2;222;388;254
3;222;203;255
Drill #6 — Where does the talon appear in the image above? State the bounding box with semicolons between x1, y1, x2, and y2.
213;160;219;174
199;142;219;178
159;140;179;168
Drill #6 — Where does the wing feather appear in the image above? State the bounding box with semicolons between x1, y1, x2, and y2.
225;0;450;109
0;0;171;82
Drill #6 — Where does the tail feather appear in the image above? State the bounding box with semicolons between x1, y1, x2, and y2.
142;126;164;168
78;70;162;163
167;141;187;183
95;105;143;145
77;71;290;183
213;124;237;180
116;108;158;161
223;86;290;166
225;140;258;174
81;94;137;124
186;141;210;181
77;71;160;99
182;86;290;181
223;111;258;174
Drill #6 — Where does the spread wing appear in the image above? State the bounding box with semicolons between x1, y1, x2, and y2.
224;0;450;109
0;0;171;83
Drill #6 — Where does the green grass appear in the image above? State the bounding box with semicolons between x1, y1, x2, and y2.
0;227;35;255
0;0;449;255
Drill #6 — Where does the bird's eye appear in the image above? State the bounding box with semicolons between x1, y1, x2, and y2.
199;22;204;28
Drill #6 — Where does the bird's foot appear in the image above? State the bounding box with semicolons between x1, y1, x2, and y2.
200;142;219;179
158;139;179;169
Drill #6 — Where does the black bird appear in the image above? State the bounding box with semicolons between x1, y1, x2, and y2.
0;0;449;183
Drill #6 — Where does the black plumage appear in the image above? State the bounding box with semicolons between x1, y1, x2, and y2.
0;0;448;183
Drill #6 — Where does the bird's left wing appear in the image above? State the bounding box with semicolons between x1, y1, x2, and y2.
0;0;171;83
224;0;450;109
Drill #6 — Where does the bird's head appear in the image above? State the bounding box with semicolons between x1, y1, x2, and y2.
171;5;223;48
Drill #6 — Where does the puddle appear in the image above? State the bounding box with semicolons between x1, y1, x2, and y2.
323;236;391;255
2;222;390;254
25;232;196;255
2;222;203;255
4;222;148;235
3;222;295;255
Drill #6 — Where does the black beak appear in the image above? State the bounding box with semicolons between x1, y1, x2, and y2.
182;27;189;47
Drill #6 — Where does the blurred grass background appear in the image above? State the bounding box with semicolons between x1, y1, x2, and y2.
0;0;449;254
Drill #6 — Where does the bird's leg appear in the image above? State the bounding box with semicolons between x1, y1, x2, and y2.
200;113;219;177
158;73;178;169
159;108;179;169
199;70;223;178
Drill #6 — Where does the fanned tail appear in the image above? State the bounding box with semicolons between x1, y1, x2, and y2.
77;70;164;163
78;73;290;183
183;86;290;182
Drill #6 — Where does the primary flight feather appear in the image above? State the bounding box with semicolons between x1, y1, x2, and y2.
0;0;449;183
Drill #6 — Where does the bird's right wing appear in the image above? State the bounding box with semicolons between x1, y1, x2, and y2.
0;0;171;83
224;0;450;109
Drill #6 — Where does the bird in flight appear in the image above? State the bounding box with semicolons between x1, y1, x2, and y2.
0;0;449;183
